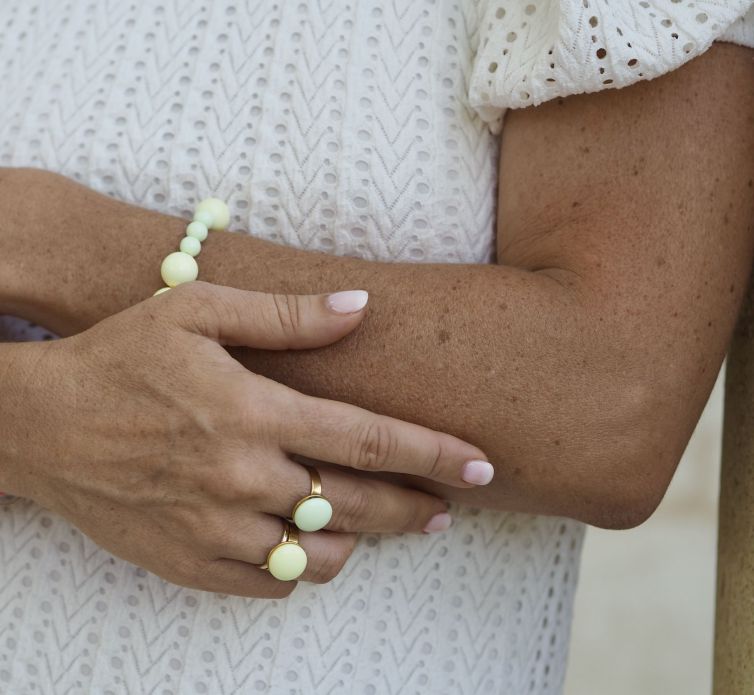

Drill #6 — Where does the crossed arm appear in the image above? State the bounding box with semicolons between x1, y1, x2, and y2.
2;43;752;528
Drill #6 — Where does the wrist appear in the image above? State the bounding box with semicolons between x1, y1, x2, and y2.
0;167;187;334
0;341;55;500
0;168;32;315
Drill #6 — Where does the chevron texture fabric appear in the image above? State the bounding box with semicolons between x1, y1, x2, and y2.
7;0;751;692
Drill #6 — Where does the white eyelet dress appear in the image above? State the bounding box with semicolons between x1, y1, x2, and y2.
0;2;751;694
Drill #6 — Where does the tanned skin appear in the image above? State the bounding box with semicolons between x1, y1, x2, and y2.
1;44;752;531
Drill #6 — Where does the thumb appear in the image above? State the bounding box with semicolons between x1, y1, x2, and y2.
163;281;369;349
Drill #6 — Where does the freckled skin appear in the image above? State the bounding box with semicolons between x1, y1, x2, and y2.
0;45;752;530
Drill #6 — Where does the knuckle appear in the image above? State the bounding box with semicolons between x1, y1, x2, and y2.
350;420;396;472
235;382;292;444
425;439;445;480
270;293;303;338
214;291;246;337
200;460;252;503
339;484;373;526
166;280;214;312
306;545;351;584
164;281;220;332
178;279;214;299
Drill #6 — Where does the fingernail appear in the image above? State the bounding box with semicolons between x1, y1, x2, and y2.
326;290;369;314
462;460;494;485
423;512;452;534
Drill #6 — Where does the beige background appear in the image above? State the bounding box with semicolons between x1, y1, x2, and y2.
564;368;724;694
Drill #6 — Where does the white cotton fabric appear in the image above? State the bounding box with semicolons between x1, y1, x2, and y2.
0;0;750;693
0;2;583;693
471;0;754;129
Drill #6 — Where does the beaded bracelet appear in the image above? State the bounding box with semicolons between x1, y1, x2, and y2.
154;197;231;294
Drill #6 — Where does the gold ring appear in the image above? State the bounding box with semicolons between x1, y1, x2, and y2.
291;467;333;533
260;520;307;581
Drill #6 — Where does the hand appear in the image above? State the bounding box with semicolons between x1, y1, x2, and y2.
3;282;490;598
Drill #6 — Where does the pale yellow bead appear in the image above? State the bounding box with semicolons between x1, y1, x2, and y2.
153;287;171;296
161;251;198;287
193;209;214;228
186;220;209;242
180;235;201;257
195;197;230;231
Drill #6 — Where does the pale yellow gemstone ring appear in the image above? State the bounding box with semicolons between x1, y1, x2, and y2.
260;521;308;582
291;467;333;533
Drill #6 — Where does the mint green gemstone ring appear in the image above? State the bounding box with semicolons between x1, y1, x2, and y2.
291;467;333;533
260;521;307;582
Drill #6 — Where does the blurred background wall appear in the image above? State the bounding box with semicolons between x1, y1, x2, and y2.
564;367;724;694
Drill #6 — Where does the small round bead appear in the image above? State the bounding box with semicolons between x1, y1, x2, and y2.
193;209;214;228
161;251;198;287
195;197;230;231
180;236;201;257
153;287;171;296
186;220;209;242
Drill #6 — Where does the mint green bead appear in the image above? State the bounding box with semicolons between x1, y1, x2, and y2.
186;220;209;242
293;496;333;533
193;209;214;228
196;197;230;231
180;235;201;257
153;287;171;296
161;251;198;287
267;543;307;581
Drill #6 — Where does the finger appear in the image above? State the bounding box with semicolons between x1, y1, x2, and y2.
164;525;295;598
213;513;358;585
281;395;493;489
162;281;369;349
259;459;452;534
187;558;297;599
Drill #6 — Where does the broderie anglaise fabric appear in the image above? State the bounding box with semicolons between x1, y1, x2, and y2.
470;0;754;129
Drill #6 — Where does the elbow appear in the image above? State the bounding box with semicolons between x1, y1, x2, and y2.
580;463;670;530
565;384;685;531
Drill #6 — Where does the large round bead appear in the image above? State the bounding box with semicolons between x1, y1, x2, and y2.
160;251;198;287
195;197;230;231
293;496;333;533
267;542;307;581
192;209;214;228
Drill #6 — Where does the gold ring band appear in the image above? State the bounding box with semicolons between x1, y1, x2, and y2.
259;522;299;569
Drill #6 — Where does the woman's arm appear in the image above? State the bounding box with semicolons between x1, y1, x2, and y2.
2;44;752;527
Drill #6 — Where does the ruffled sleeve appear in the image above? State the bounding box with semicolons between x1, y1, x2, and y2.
470;0;754;132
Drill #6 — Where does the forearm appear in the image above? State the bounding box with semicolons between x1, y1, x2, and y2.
5;42;752;527
0;169;672;524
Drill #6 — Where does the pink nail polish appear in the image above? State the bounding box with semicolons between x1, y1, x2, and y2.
462;460;494;485
423;512;452;534
326;290;369;314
